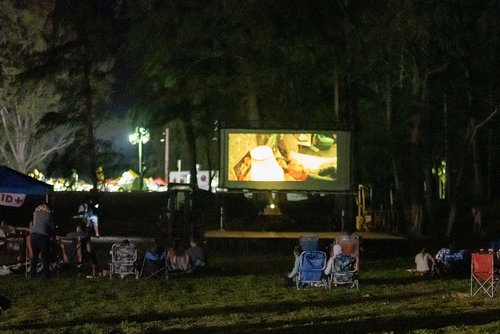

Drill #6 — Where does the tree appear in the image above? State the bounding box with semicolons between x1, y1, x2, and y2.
0;0;73;174
0;80;74;173
13;0;126;185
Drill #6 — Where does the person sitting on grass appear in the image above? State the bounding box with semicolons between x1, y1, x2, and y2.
282;245;303;287
415;248;436;277
166;239;189;272
185;238;206;274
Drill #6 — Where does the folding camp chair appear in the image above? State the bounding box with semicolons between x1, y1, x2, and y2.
109;242;139;279
299;236;319;252
295;251;326;289
328;253;359;289
140;250;168;279
58;236;95;276
470;252;500;298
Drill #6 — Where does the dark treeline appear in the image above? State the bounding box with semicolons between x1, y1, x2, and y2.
1;0;499;238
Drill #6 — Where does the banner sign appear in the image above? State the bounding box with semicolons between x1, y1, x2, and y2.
0;193;26;207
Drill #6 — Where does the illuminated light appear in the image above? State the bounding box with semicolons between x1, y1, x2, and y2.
269;203;276;209
129;127;150;191
250;146;285;181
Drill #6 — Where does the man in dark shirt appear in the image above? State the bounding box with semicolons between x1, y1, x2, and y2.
29;203;55;278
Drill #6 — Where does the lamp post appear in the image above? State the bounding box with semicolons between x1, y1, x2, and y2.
129;127;150;191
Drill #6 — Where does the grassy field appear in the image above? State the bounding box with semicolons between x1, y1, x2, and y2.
0;244;499;334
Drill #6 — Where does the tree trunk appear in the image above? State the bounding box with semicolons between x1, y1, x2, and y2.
406;203;423;237
385;76;392;130
205;136;213;193
405;143;424;237
181;109;198;189
471;122;483;198
247;86;260;125
334;67;340;121
424;159;435;234
82;57;97;188
384;76;400;193
405;105;425;237
446;107;499;236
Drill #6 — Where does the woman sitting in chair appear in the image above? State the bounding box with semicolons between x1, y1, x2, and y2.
166;239;188;272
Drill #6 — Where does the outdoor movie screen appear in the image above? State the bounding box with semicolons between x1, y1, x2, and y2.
219;129;351;191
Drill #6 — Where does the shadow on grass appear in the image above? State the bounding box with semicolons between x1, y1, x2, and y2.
361;271;471;286
3;305;500;333
156;308;500;333
0;289;460;332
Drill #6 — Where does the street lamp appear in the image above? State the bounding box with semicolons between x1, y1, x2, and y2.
129;127;150;191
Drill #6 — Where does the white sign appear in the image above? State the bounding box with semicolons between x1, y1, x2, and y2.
169;171;190;184
169;170;218;191
0;193;26;207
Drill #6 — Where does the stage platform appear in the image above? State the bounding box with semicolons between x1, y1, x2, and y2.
204;230;406;240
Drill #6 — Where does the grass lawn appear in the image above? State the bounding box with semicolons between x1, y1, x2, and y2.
0;244;499;334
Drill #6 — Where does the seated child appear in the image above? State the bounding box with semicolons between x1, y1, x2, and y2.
166;239;189;271
282;245;303;287
324;238;343;275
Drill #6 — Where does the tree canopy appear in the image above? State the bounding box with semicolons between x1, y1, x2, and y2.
1;0;499;237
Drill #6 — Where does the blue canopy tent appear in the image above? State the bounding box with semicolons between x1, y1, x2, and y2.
0;166;52;207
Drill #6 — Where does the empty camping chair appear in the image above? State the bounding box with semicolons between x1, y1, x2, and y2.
328;253;359;289
295;250;327;289
140;249;168;279
470;252;500;298
109;242;139;279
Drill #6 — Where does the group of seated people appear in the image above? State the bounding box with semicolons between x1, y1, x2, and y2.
285;236;358;286
414;241;468;277
146;237;206;275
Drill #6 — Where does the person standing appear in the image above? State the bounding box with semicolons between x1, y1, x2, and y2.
29;203;55;278
68;169;79;191
78;196;100;237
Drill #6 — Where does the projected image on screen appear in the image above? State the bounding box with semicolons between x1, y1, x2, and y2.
227;132;337;183
220;129;350;191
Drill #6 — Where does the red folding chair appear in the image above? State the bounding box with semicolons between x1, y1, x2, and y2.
470;253;499;298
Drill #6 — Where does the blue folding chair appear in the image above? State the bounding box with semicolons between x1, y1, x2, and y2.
295;251;326;289
140;250;168;279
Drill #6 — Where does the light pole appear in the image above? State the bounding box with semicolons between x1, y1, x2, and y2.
129;127;150;191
